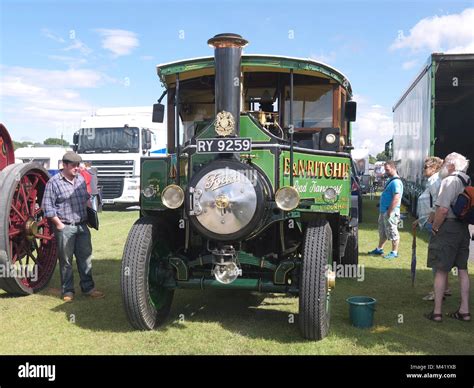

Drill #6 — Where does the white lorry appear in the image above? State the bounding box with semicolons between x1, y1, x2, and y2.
14;145;72;175
73;106;167;205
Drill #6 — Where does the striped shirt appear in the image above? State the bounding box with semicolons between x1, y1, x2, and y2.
42;172;90;224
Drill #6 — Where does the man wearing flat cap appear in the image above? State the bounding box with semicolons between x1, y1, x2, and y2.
42;151;104;302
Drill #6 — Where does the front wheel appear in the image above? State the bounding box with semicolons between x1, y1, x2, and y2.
121;217;174;330
299;219;333;340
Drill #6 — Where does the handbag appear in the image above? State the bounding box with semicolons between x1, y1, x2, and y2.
87;207;99;230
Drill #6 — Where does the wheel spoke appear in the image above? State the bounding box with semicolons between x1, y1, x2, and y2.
29;176;40;215
19;181;32;218
36;218;47;227
8;228;21;238
10;203;27;222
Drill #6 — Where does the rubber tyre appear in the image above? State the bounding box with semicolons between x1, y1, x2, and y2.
121;216;174;330
299;219;332;340
341;227;359;267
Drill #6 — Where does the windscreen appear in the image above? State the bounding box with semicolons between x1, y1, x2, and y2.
78;127;140;153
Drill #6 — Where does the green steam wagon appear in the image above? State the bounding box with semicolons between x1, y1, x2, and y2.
121;33;359;340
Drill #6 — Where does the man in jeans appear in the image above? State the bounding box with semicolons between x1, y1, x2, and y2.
368;160;404;259
42;151;104;302
425;152;471;322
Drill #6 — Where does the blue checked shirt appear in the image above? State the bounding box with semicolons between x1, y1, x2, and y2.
42;172;90;224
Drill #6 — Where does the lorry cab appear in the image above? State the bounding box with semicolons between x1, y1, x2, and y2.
73;107;166;205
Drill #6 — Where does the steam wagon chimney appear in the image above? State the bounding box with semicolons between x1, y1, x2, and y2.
207;33;248;137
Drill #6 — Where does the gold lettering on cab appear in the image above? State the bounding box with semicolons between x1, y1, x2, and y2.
283;158;349;179
205;172;240;191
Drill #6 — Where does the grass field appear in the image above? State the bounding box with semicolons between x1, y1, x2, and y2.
0;197;473;355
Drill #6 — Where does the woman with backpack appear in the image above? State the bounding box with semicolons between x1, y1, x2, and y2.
413;156;452;301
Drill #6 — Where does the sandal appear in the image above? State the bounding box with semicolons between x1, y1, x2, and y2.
446;310;471;322
424;311;443;322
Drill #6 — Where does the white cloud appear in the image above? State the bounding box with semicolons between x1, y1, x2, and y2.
445;41;474;54
41;28;65;43
390;8;474;53
0;66;114;141
48;55;88;67
1;66;108;89
352;98;393;155
96;29;139;57
63;39;93;56
402;59;419;70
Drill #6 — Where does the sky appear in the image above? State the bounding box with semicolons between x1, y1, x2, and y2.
1;0;473;155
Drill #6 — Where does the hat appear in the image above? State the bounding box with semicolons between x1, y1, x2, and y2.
62;151;82;163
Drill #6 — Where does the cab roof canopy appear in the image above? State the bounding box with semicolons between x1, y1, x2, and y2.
157;54;353;96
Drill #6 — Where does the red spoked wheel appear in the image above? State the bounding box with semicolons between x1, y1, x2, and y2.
0;163;57;295
0;124;15;172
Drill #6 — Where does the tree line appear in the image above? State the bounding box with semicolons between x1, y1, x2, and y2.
13;138;70;150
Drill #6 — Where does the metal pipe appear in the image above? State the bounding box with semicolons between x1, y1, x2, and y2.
175;278;291;293
208;33;248;137
175;73;180;185
289;69;294;186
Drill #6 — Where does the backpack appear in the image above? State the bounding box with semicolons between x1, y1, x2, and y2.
451;175;474;224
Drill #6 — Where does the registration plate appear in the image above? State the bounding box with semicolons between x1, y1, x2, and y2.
102;199;115;204
196;138;252;153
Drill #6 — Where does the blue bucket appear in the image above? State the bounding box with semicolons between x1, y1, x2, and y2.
346;296;376;328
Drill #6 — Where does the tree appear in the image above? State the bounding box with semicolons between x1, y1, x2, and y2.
369;154;377;164
376;151;388;162
43;138;69;146
13;141;33;150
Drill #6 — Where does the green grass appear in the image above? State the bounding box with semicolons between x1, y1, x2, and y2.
0;199;473;355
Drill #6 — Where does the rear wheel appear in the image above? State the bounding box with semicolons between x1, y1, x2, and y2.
341;227;359;268
121;216;174;330
0;163;57;295
299;219;333;340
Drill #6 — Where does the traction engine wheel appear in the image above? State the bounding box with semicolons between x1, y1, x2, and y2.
0;163;57;295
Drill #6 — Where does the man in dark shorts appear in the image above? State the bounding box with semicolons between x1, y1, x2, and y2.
425;152;471;322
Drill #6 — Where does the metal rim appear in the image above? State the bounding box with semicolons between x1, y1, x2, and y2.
148;241;172;309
